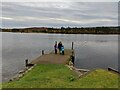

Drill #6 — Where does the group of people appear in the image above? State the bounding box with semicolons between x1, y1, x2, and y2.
54;41;64;55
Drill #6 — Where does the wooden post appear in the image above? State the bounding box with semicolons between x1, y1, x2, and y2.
72;42;74;50
25;59;28;67
71;51;75;66
71;55;75;66
42;50;44;55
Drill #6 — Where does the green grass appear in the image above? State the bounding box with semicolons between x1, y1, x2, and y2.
2;64;119;88
75;69;119;88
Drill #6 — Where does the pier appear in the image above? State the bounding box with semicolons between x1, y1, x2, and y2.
30;49;74;65
26;42;75;66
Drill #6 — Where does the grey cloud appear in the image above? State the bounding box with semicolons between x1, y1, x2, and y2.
1;2;118;28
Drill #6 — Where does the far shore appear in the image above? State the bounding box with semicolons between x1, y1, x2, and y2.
1;31;119;35
1;26;119;34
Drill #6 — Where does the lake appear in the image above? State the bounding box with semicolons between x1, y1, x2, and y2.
1;32;118;82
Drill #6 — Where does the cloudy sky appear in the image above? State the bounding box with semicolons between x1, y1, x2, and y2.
1;2;118;28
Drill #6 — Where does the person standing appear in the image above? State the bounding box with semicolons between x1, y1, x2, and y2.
61;45;64;55
54;41;57;54
58;41;62;54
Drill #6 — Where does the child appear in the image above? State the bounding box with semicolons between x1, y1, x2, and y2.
61;45;64;55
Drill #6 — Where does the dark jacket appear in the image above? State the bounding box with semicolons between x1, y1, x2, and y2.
58;43;62;50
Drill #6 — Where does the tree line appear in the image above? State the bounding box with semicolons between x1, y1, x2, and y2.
2;26;120;34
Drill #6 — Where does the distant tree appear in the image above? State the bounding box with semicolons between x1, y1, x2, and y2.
61;27;65;30
12;29;19;32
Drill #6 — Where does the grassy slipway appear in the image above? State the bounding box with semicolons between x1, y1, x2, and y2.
2;64;119;88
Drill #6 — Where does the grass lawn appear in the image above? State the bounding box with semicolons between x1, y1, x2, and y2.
2;64;119;88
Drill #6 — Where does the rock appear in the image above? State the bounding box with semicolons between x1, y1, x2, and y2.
18;74;23;78
18;70;24;74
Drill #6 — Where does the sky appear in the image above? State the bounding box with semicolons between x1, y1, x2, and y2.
1;2;119;28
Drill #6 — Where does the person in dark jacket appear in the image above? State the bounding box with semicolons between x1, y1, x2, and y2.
58;41;62;54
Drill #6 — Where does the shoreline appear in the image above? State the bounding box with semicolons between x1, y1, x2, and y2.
1;31;119;35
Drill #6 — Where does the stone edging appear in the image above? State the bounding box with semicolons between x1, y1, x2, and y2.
66;60;90;78
9;64;36;82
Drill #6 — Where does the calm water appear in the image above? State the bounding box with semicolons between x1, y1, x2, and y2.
1;32;118;82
